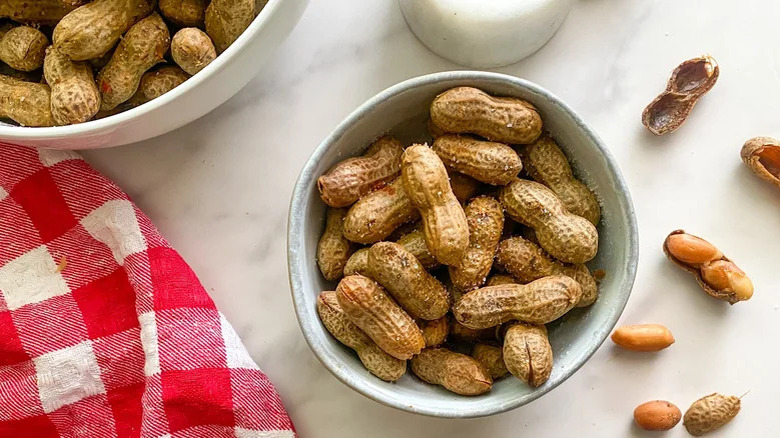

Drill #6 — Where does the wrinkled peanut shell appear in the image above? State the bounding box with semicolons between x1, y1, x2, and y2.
741;136;780;189
683;393;741;436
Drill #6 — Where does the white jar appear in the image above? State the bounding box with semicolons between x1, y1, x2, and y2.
399;0;573;68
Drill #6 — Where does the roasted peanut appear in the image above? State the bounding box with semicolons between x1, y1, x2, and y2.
430;87;542;144
642;55;719;135
318;136;404;208
432;135;522;185
496;236;598;307
402;144;469;266
0;0;85;25
485;274;517;286
448;170;482;203
336;275;425;360
611;324;675;352
449;318;495;343
44;47;101;125
741;136;780;189
366;242;449;320
0;26;48;72
684;393;741;436
53;0;156;61
171;28;217;75
664;230;753;304
342;177;420;244
343;248;369;277
410;347;492;396
396;229;440;270
316;208;353;281
205;0;255;53
453;275;582;329
449;196;504;291
634;400;682;431
0;75;55;127
418;316;449;347
502;323;552;388
500;179;598;264
472;343;508;379
520;136;600;225
317;291;406;382
159;0;206;27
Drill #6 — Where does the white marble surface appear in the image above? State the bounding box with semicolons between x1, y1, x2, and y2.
83;0;780;436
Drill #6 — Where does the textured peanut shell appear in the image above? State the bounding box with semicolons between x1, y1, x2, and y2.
449;318;495;343
159;0;206;27
448;170;482;203
342;177;420;244
318;136;404;208
316;208;353;281
336;275;425;360
683;393;741;436
634;400;682;431
741;136;780;189
205;0;255;53
343;248;369;277
366;242;449;320
472;343;508;379
317;291;406;382
53;0;155;61
44;47;101;125
503;323;552;387
500;179;598;264
452;275;582;329
449;196;504;292
96;66;190;118
427;118;447;139
433;135;522;185
410;347;492;396
520;136;600;225
0;0;85;25
0;75;55;127
430;87;543;144
418;316;449;347
402;144;469;266
97;13;170;111
0;26;48;72
396;229;440;270
171;28;217;75
486;274;517;286
496;236;598;307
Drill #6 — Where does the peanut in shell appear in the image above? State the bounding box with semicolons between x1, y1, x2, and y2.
502;323;552;388
342;176;420;244
741;136;780;189
449;196;504;292
316;208;353;281
432;135;522;186
410;347;492;396
683;393;741;436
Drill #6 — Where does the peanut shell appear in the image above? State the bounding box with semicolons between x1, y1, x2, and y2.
342;176;420;244
0;26;48;72
316;208;353;281
449;196;504;292
432;135;522;185
205;0;255;53
44;47;101;125
0;0;85;25
418;316;449;347
0;75;55;127
683;393;741;436
395;229;440;270
159;0;206;27
410;347;492;396
171;28;217;75
471;343;508;379
741;136;780;189
502;323;552;388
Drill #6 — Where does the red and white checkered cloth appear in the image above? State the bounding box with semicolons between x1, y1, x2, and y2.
0;143;295;437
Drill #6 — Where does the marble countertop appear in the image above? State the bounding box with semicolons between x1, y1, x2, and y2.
83;0;780;436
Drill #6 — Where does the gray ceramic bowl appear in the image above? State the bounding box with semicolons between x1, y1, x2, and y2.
288;71;638;418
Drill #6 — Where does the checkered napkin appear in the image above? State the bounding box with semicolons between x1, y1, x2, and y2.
0;144;295;437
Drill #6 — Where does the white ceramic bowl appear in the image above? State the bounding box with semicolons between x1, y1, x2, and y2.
0;0;308;149
289;71;638;418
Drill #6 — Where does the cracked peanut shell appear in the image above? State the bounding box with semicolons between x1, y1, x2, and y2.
741;136;780;189
502;323;552;388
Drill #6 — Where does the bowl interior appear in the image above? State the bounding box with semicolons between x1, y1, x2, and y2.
289;71;638;417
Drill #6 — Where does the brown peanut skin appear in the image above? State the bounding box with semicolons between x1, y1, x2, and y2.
634;400;682;431
0;75;55;127
53;0;156;61
418;316;449;347
171;28;217;75
472;343;508;379
410;347;492;396
683;393;741;436
44;47;101;125
449;196;504;292
503;323;552;387
205;0;255;53
317;291;406;382
611;324;675;352
500;179;598;264
336;275;425;360
433;135;522;185
430;87;543;144
452;275;582;329
0;0;85;25
520;136;601;225
159;0;206;27
0;26;48;72
496;236;598;307
97;13;171;111
343;177;420;244
318;136;404;208
366;242;449;320
402;144;469;266
316;208;353;281
741;136;780;188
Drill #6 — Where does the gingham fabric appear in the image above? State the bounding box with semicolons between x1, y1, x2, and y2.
0;144;295;438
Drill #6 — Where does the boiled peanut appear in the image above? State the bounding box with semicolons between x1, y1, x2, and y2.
343;177;420;243
0;0;85;25
432;135;522;185
396;229;440;270
500;179;598;264
318;136;404;208
205;0;255;53
401;144;469;266
410;347;492;396
611;324;675;352
520;136;600;225
427;117;447;139
430;87;542;144
502;323;552;387
496;236;598;307
453;275;582;329
0;75;55;127
683;393;741;436
634;400;682;431
449;196;504;291
53;0;156;61
316;208;353;281
448;170;482;203
171;28;217;75
44;47;101;125
366;242;449;320
741;136;780;189
449;318;495;343
95;66;190;119
664;230;753;304
317;291;406;382
336;275;425;360
343;248;369;277
471;343;508;379
418;316;449;347
159;0;206;27
0;26;48;72
485;274;517;286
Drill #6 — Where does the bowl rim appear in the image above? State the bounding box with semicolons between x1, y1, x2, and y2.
0;0;284;139
287;70;639;418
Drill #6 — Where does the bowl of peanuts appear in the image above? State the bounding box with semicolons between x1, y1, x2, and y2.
288;71;639;417
0;0;308;149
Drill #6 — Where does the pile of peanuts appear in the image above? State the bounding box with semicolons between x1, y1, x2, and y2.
0;0;264;127
314;86;603;395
